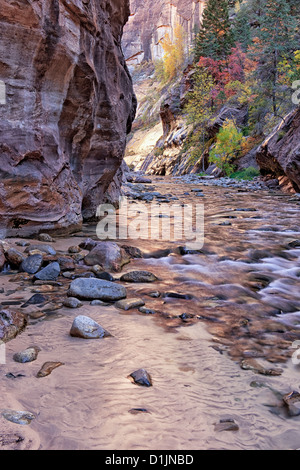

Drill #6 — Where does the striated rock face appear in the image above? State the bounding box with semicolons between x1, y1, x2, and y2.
256;107;300;193
122;0;206;66
0;0;137;237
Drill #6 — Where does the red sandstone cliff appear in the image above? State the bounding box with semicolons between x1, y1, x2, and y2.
0;0;136;237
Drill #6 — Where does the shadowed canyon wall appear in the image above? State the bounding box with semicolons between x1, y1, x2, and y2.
122;0;206;66
0;0;136;237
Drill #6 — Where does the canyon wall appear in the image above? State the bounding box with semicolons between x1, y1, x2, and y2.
0;0;136;237
122;0;206;66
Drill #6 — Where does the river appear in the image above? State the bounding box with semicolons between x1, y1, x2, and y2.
1;175;300;450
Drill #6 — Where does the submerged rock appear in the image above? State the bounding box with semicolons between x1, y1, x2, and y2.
214;419;239;432
120;271;158;283
68;278;126;301
36;361;64;378
70;315;110;339
128;368;152;387
1;410;36;425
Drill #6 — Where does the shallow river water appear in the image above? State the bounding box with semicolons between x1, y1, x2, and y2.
1;176;300;450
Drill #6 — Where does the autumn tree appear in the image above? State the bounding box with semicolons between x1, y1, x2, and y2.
161;24;186;82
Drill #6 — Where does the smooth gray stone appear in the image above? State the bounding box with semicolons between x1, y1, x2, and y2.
68;277;126;301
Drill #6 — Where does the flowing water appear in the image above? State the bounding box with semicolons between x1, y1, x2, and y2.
1;176;300;450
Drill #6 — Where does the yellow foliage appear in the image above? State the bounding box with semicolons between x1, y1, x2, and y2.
161;24;185;81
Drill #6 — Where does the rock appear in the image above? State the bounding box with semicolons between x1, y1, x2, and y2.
128;368;152;387
38;233;55;242
283;391;300;417
84;242;130;272
79;238;98;251
70;315;110;339
1;410;36;425
121;245;143;259
214;419;239;432
90;300;111;306
20;254;44;274
36;361;64;378
0;0;136;237
0;245;5;271
68;245;81;254
62;297;83;309
115;298;145;311
34;262;60;281
138;306;156;314
134;176;152;183
57;257;75;272
25;244;56;256
240;359;283;376
162;292;193;300
21;294;48;308
13;346;40;363
120;271;158;283
95;272;115;282
68;278;126;301
128;408;150;415
5;248;25;268
288;240;300;248
0;309;27;343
